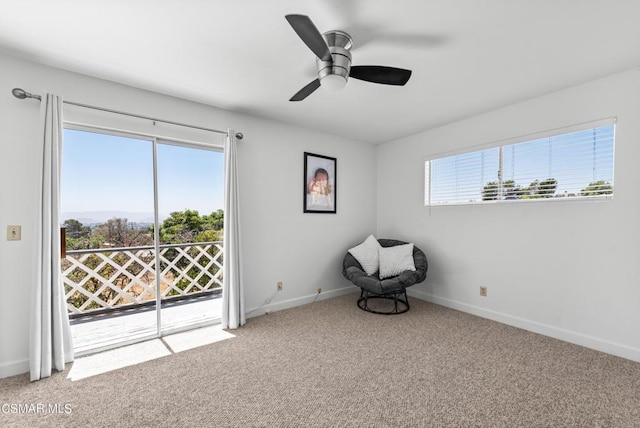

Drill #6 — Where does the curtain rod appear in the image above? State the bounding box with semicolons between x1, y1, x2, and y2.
11;88;243;140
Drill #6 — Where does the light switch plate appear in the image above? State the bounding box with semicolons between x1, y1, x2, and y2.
7;225;21;241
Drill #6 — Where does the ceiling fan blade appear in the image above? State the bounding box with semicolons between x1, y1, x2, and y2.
289;79;321;102
285;14;332;62
349;66;412;86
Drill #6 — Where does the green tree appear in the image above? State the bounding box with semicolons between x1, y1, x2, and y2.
204;209;224;231
521;178;557;199
158;209;206;244
62;219;95;250
195;229;222;243
482;181;499;201
580;180;613;197
483;180;525;201
93;218;153;247
157;209;223;244
482;178;556;201
63;219;89;238
503;180;525;200
537;178;557;198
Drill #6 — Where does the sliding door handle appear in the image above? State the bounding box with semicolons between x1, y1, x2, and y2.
60;227;66;259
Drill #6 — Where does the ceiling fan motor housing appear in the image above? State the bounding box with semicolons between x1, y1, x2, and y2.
317;30;352;90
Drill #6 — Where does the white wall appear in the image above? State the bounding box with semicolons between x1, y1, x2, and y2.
377;69;640;362
0;53;376;377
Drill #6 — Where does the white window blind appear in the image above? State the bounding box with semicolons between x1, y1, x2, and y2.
425;121;615;206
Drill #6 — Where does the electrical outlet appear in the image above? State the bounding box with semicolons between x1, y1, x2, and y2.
317;288;322;294
480;286;487;297
277;281;283;291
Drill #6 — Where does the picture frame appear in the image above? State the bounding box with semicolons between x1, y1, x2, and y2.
303;152;336;214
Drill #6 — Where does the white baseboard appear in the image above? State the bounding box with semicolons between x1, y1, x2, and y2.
247;285;358;319
408;289;640;363
0;359;29;379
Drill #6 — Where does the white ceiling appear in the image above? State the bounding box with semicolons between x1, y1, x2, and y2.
1;0;640;144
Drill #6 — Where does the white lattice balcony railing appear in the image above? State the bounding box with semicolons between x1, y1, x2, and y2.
61;241;223;317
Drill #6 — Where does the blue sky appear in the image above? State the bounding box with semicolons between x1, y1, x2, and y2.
61;129;224;220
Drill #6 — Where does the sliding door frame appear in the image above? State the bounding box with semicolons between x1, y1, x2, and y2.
63;123;224;352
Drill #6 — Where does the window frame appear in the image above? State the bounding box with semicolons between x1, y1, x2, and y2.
424;118;616;207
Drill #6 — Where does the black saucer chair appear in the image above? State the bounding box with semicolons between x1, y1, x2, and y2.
342;239;428;314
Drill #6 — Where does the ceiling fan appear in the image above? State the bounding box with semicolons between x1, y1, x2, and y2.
285;14;412;101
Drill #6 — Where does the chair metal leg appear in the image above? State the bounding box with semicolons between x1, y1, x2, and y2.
356;288;410;315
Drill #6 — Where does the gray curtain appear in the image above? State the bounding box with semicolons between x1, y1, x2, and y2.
221;130;245;329
29;92;74;381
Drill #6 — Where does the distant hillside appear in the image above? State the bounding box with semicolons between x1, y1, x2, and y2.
61;211;168;225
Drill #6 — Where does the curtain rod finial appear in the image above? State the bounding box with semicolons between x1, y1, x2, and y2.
12;88;27;99
235;132;244;140
12;88;41;100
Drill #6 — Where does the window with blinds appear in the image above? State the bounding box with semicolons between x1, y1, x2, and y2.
424;121;615;206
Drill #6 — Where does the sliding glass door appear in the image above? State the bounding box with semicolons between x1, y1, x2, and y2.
60;127;224;354
156;141;225;333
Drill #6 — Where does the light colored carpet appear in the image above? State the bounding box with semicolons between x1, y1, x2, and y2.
1;293;639;427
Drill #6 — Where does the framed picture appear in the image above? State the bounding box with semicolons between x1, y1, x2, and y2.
304;152;336;213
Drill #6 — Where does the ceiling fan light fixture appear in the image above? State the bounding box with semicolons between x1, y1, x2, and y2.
320;73;348;91
317;43;351;92
285;15;412;101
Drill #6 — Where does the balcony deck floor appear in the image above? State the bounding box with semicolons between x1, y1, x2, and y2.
70;294;223;355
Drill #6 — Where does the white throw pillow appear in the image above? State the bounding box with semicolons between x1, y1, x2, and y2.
379;243;416;279
348;235;381;276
